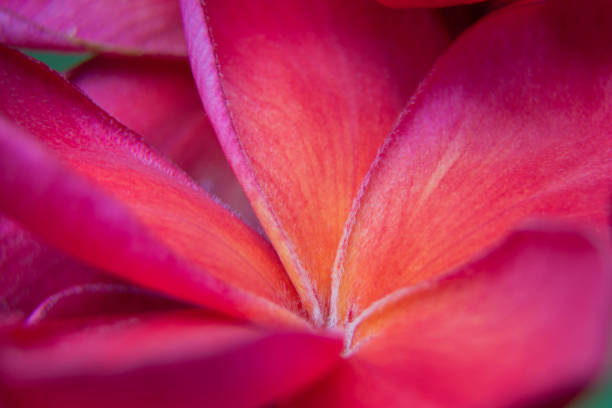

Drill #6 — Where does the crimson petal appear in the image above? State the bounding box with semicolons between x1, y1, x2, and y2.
0;310;341;408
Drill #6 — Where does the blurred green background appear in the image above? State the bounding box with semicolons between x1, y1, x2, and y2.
23;50;92;71
24;50;612;408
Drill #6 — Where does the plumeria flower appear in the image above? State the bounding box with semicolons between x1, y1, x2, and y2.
0;0;611;407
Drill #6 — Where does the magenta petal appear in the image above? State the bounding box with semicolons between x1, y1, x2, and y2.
0;48;305;327
295;225;612;407
0;0;186;55
0;311;342;408
69;56;259;226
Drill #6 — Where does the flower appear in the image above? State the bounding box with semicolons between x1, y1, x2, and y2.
0;0;611;407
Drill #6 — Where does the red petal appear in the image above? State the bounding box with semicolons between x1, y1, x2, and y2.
331;0;612;325
296;226;612;407
0;48;304;327
181;0;449;324
377;0;484;7
69;57;259;226
0;0;185;55
0;310;341;408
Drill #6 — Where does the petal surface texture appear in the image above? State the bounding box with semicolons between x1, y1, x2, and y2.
0;0;186;55
0;215;177;325
0;215;115;321
298;227;612;407
69;57;258;226
332;0;612;324
0;311;342;408
0;48;304;327
377;0;484;7
181;0;450;324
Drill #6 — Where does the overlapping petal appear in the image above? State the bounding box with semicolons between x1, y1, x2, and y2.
181;0;450;324
24;282;185;325
0;310;342;408
0;47;305;327
1;209;176;327
377;0;484;7
331;0;612;324
69;57;258;226
0;0;609;405
297;226;612;407
0;0;185;55
0;215;118;321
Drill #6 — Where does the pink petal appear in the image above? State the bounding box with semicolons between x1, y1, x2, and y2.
296;226;612;407
180;0;450;324
331;0;612;325
69;56;259;226
0;310;342;408
0;48;305;327
0;0;185;55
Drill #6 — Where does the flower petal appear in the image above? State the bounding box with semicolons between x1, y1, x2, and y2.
0;310;342;408
297;226;612;407
69;56;258;226
377;0;487;7
181;0;449;324
0;47;304;327
0;0;185;55
0;183;183;326
0;215;115;320
377;0;483;7
331;0;612;325
25;283;186;325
